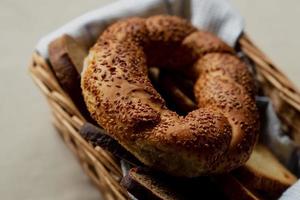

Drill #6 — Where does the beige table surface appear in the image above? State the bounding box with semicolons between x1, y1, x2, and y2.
1;0;299;199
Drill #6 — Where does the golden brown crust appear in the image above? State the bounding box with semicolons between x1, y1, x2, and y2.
81;15;259;177
195;70;259;170
145;15;196;43
194;53;256;97
183;31;234;58
100;17;149;45
182;32;234;79
144;15;197;69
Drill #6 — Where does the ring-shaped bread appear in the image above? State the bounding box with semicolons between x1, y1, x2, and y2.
81;15;259;177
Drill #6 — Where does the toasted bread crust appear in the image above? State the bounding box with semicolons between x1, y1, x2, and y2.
214;174;262;200
48;34;92;120
234;144;297;198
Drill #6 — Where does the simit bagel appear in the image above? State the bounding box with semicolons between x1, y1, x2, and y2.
81;15;259;177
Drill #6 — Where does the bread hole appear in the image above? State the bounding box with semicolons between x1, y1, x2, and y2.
148;67;197;116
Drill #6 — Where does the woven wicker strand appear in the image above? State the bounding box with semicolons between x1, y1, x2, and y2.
29;34;300;200
240;35;300;141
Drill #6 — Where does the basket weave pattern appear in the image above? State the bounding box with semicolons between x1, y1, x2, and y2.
29;34;300;200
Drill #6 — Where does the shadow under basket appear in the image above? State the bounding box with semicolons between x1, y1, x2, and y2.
29;34;300;200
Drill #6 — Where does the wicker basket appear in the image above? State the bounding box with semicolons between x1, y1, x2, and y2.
29;34;300;200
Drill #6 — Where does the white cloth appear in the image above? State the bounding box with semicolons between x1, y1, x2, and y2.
257;96;300;174
36;0;244;58
35;0;299;198
280;180;300;200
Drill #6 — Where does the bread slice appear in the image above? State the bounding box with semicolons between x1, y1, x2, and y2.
213;174;263;200
49;34;87;74
121;167;182;200
79;122;141;166
233;144;297;198
121;167;226;200
48;34;91;120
